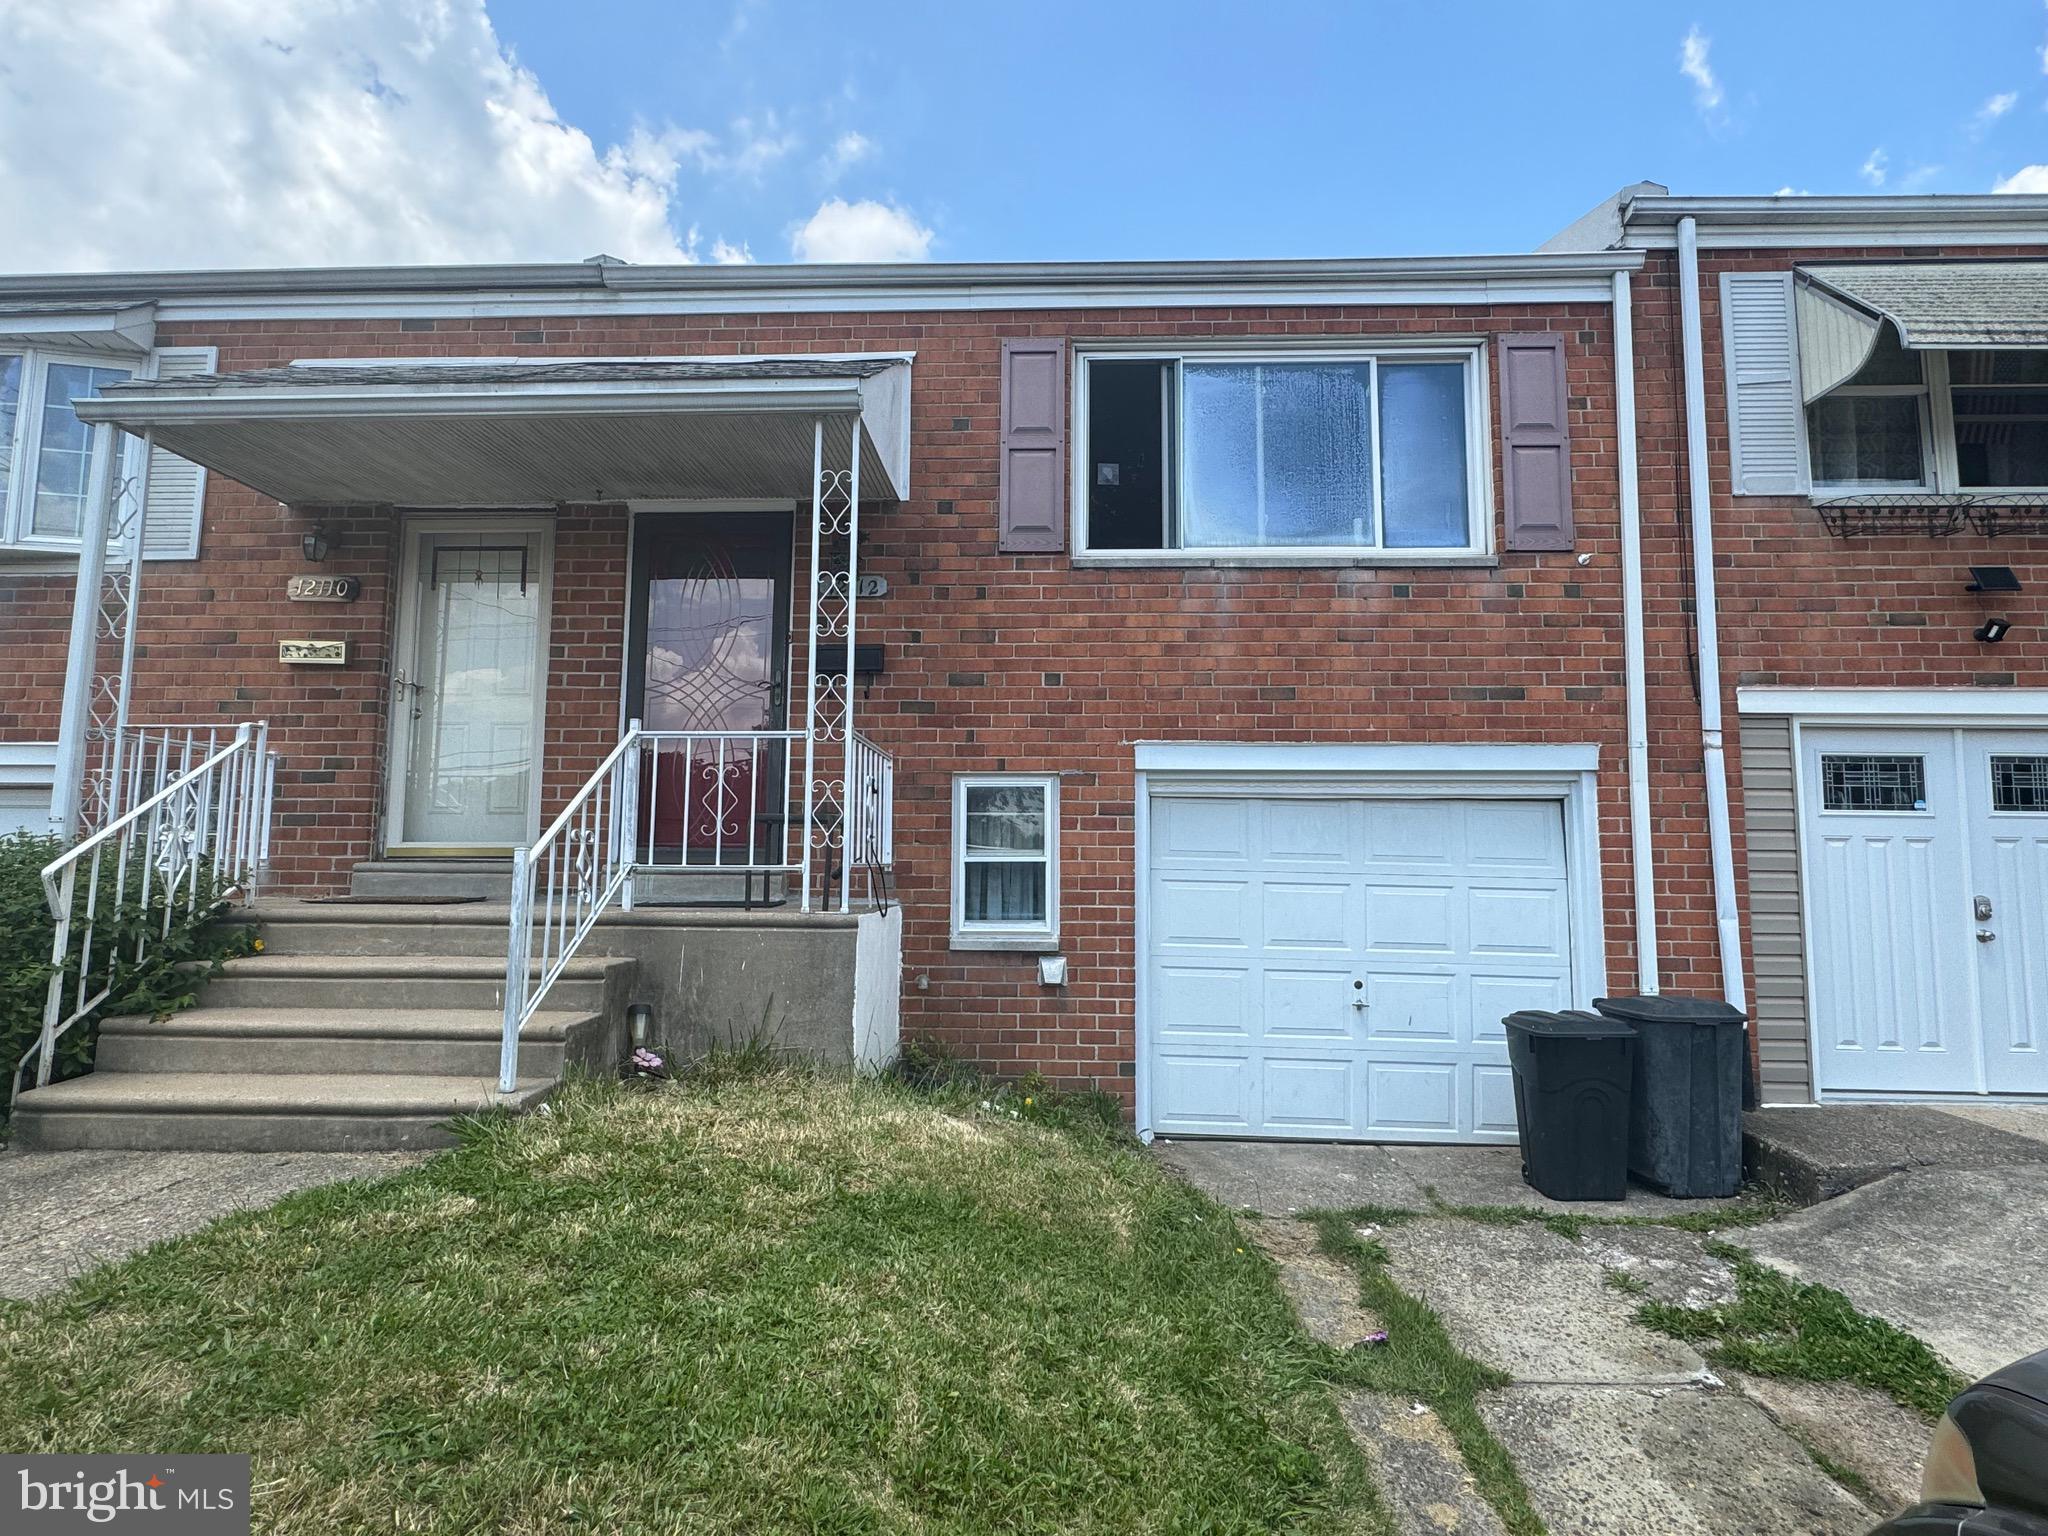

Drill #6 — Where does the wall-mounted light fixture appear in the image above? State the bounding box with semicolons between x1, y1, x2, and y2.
1975;617;2013;644
301;527;330;563
1966;565;2022;594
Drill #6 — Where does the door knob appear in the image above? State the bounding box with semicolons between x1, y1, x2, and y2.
1977;930;1997;943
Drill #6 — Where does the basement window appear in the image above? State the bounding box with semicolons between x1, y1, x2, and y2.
1078;347;1486;558
951;774;1059;950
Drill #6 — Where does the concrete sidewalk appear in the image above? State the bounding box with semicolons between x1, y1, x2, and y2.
0;1147;427;1299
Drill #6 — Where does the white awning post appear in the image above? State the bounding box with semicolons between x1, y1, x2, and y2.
799;418;824;913
839;415;862;914
49;423;121;843
102;428;152;824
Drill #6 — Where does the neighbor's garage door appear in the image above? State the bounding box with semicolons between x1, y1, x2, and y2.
1145;794;1576;1142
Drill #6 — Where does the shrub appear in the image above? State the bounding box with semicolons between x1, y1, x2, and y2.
1;831;251;1127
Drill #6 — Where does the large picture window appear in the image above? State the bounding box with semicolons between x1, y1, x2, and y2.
0;348;134;550
1079;347;1486;557
951;774;1059;950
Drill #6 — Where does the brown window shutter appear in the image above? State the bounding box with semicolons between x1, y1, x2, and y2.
998;337;1067;552
1498;333;1575;552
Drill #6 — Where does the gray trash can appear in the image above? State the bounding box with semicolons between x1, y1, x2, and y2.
1591;995;1747;1199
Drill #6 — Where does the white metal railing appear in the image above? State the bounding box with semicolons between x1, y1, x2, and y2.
498;723;808;1092
14;720;275;1101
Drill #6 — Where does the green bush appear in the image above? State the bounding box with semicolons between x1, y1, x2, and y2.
1;831;251;1126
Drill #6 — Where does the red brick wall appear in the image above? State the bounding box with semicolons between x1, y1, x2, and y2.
1628;243;2048;1021
3;301;1642;1106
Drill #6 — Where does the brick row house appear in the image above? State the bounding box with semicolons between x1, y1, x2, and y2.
2;187;2043;1148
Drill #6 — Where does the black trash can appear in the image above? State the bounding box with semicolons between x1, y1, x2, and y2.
1503;1010;1637;1202
1593;995;1748;1199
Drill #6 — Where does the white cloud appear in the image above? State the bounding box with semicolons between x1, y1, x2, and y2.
790;198;933;262
719;114;798;179
1679;26;1722;115
1860;147;1889;187
1773;186;1813;197
1971;91;2019;136
0;0;727;270
823;131;875;178
1994;164;2048;193
710;238;754;265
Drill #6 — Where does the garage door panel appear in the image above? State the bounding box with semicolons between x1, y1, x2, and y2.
1263;799;1359;866
1362;801;1462;867
1146;791;1577;1145
1155;966;1250;1040
1363;1060;1458;1135
1363;883;1456;953
1263;969;1359;1041
1155;798;1252;865
1154;878;1252;949
1363;972;1458;1041
1153;1054;1254;1134
1472;1064;1520;1135
1466;800;1566;867
1263;880;1356;951
1469;885;1570;958
1471;973;1571;1036
1262;1058;1353;1131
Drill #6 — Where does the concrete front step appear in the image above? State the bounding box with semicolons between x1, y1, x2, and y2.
94;1007;598;1079
200;953;631;1013
348;859;512;901
8;1072;553;1152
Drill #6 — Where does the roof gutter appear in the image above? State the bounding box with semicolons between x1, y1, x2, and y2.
1676;215;1749;1014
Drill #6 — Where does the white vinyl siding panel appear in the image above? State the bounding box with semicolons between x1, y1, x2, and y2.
140;346;215;560
1721;271;1810;496
1738;716;1814;1102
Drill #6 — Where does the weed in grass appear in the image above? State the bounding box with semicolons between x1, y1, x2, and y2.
1637;1248;1968;1421
1308;1214;1547;1536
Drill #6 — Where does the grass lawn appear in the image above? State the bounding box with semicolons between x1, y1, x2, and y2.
0;1065;1379;1535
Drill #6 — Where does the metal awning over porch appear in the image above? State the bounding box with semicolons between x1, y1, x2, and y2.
74;355;912;505
1796;261;2048;401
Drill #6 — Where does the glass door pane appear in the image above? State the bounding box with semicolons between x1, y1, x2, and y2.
398;530;546;849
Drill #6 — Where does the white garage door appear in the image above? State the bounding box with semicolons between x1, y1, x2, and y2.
1145;794;1576;1142
1802;727;2048;1097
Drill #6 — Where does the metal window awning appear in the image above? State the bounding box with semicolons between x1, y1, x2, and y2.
0;300;156;355
74;356;911;506
1796;261;2048;401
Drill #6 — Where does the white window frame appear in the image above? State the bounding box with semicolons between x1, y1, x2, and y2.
1071;340;1495;566
950;772;1061;951
0;345;144;553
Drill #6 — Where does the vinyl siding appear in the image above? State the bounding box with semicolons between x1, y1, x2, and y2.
1739;715;1815;1102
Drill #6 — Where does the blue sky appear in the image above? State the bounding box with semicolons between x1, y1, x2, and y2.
3;2;2046;273
488;0;2048;261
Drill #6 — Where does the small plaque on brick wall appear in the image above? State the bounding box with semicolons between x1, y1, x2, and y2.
280;638;347;666
286;574;361;601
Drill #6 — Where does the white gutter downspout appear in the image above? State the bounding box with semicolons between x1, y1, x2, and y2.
1612;270;1660;995
1675;216;1750;1013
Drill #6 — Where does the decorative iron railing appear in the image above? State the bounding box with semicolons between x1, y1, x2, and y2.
848;732;895;910
14;721;276;1101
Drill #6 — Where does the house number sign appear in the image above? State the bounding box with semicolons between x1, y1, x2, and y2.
287;575;361;601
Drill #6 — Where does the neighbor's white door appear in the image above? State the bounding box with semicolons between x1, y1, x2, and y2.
1802;727;2048;1096
1145;795;1574;1143
386;523;552;853
1964;732;2048;1095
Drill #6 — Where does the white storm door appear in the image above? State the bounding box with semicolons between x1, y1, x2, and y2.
386;523;552;852
1802;728;1977;1094
1964;732;2048;1094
